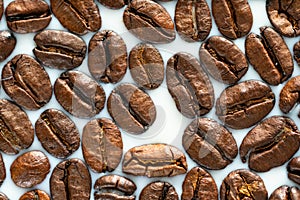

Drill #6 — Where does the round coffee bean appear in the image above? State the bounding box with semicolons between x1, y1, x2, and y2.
279;76;300;115
0;153;5;186
19;190;50;200
0;193;8;200
140;181;178;200
10;150;50;188
97;0;128;9
294;41;300;66
0;30;16;62
287;156;300;184
269;185;300;200
35;109;80;159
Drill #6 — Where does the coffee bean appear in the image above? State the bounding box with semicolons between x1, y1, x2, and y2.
98;0;128;9
107;83;156;134
129;43;164;90
140;181;178;200
240;116;300;172
123;0;175;43
294;41;300;66
10;150;50;188
33;30;87;70
0;99;34;154
245;26;293;85
267;0;300;37
0;193;8;200
54;70;106;118
183;118;238;170
175;0;212;42
216;80;275;129
166;52;214;118
19;190;50;200
50;0;101;35
5;0;52;33
269;186;300;200
94;174;136;200
199;36;248;84
182;167;218;200
2;54;52;110
220;169;268;200
0;153;5;186
35;108;80;159
279;76;300;115
82;118;123;173
212;0;253;39
50;158;91;200
287;156;300;184
88;30;127;84
0;31;16;62
0;0;3;21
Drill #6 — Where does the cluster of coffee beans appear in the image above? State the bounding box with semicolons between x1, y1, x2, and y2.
0;0;300;199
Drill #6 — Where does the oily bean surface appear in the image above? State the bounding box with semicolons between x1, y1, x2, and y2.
98;0;128;9
19;190;50;200
287;156;300;185
0;193;8;200
0;30;16;62
294;41;300;66
269;186;300;200
0;153;5;186
279;76;300;114
140;181;178;200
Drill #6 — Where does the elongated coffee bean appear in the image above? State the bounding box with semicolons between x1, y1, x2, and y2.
269;186;300;200
19;190;50;200
98;0;128;9
0;0;3;20
33;30;86;70
288;156;300;184
0;153;5;186
140;182;178;200
279;76;300;115
0;30;16;62
294;41;300;66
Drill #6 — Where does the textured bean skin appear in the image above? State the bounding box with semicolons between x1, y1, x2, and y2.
97;0;128;9
294;41;300;66
0;30;16;62
140;181;179;200
19;190;50;200
280;76;300;114
0;153;5;186
269;186;300;200
287;156;300;185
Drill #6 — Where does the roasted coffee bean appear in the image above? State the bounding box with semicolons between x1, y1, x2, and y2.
175;0;212;42
19;190;50;200
0;30;16;62
0;193;8;200
122;143;187;177
166;52;214;118
35;109;80;159
123;0;175;43
182;118;238;170
0;99;34;154
287;156;300;184
107;83;156;134
82;118;123;173
129;43;164;90
33;30;86;70
267;0;300;37
294;41;300;66
94;174;136;200
50;158;91;200
5;0;51;33
0;153;5;186
212;0;253;39
279;76;300;114
98;0;128;9
269;186;300;200
0;0;3;21
182;167;218;200
54;70;106;118
199;36;248;84
220;169;268;200
50;0;101;35
216;80;275;129
10;150;50;188
240;116;300;172
88;30;127;84
2;54;52;110
140;181;178;200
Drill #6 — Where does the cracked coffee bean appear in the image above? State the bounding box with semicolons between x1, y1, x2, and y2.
50;0;101;35
220;169;268;200
182;118;238;170
88;30;127;84
140;181;178;200
166;52;214;118
82;118;123;173
0;153;5;186
269;185;300;200
240;116;300;172
94;174;136;200
287;156;300;184
19;190;50;200
0;193;8;200
122;143;187;177
279;76;300;115
98;0;128;9
216;80;275;129
0;31;16;62
35;109;80;159
123;0;175;43
107;83;156;134
294;41;300;66
33;30;87;70
2;54;52;110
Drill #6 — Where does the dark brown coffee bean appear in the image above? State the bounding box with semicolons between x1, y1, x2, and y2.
0;153;5;186
129;43;164;90
212;0;253;39
107;83;156;134
240;116;300;172
5;0;51;33
10;150;50;188
166;52;214;118
82;118;123;173
175;0;212;42
54;70;106;118
94;174;136;200
50;158;91;200
245;26;293;85
279;76;300;114
216;80;275;129
287;156;300;184
2;54;52;110
0;193;8;200
0;0;3;21
88;30;127;84
294;41;300;66
123;0;175;43
269;186;300;200
220;169;268;200
98;0;128;9
50;0;101;35
0;31;16;62
33;30;86;70
35;108;80;159
19;190;50;200
182;118;238;170
182;167;218;200
0;99;34;154
140;181;178;200
267;0;300;37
